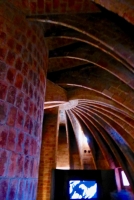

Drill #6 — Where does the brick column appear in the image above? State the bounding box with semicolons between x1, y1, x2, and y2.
56;124;70;169
37;109;58;200
0;2;47;200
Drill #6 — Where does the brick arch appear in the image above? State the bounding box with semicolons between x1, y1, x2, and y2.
93;0;134;25
31;14;134;71
8;0;134;25
72;107;134;188
7;0;100;15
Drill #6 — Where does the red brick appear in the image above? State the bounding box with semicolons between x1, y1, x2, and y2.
21;0;28;8
7;152;18;177
0;179;9;200
23;78;29;94
27;180;34;199
7;38;15;49
6;128;16;151
14;29;21;41
129;79;134;89
30;2;37;13
32;34;36;44
29;118;33;135
30;138;37;156
21;35;27;46
16;179;25;199
0;61;8;80
8;179;19;200
16;43;22;53
22;62;28;76
27;42;32;52
24;156;30;177
74;3;82;12
7;67;16;84
28;69;33;82
32;158;39;178
27;54;33;67
15;91;24;109
16;154;24;177
23;96;30;112
26;29;32;38
34;89;37;101
13;15;22;28
6;86;16;104
34;122;39;137
16;132;25;153
29;101;34;115
33;180;38;199
0;31;7;41
40;70;45;84
29;83;33;98
33;104;37;119
0;81;8;100
0;47;7;60
60;3;67;13
24;180;31;199
33;72;37;86
68;0;75;8
53;0;59;9
16;109;25;129
0;125;8;148
0;100;8;124
37;0;44;9
21;48;29;61
29;158;34;177
15;57;23;71
7;106;17;126
6;50;15;65
24;135;30;155
24;114;30;133
15;72;23;89
0;149;9;176
45;2;52;12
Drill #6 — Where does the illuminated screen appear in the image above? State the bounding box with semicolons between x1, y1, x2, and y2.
69;180;97;199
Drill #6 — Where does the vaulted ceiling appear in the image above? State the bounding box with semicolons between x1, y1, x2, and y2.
24;0;134;190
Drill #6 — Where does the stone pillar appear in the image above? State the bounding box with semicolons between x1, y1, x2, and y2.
0;2;47;200
56;124;69;169
37;108;58;200
56;110;70;169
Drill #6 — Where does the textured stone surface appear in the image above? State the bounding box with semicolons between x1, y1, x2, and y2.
0;179;9;200
0;1;47;200
37;111;58;200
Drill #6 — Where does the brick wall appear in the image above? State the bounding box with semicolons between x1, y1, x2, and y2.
0;2;47;200
45;79;67;102
8;0;100;15
37;109;58;200
56;123;70;169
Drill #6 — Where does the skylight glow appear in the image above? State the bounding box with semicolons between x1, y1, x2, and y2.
121;171;130;186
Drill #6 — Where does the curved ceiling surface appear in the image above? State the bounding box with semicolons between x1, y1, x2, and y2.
25;0;134;190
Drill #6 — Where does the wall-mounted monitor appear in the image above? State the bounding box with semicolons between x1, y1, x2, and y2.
69;180;97;199
51;169;117;200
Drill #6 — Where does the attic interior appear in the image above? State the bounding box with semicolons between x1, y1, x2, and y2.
0;0;134;200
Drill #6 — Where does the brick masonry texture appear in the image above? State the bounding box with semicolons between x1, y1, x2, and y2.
37;111;58;200
45;79;67;102
0;2;47;200
8;0;100;15
1;0;134;199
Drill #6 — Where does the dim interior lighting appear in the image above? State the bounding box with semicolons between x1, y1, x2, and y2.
121;171;130;186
